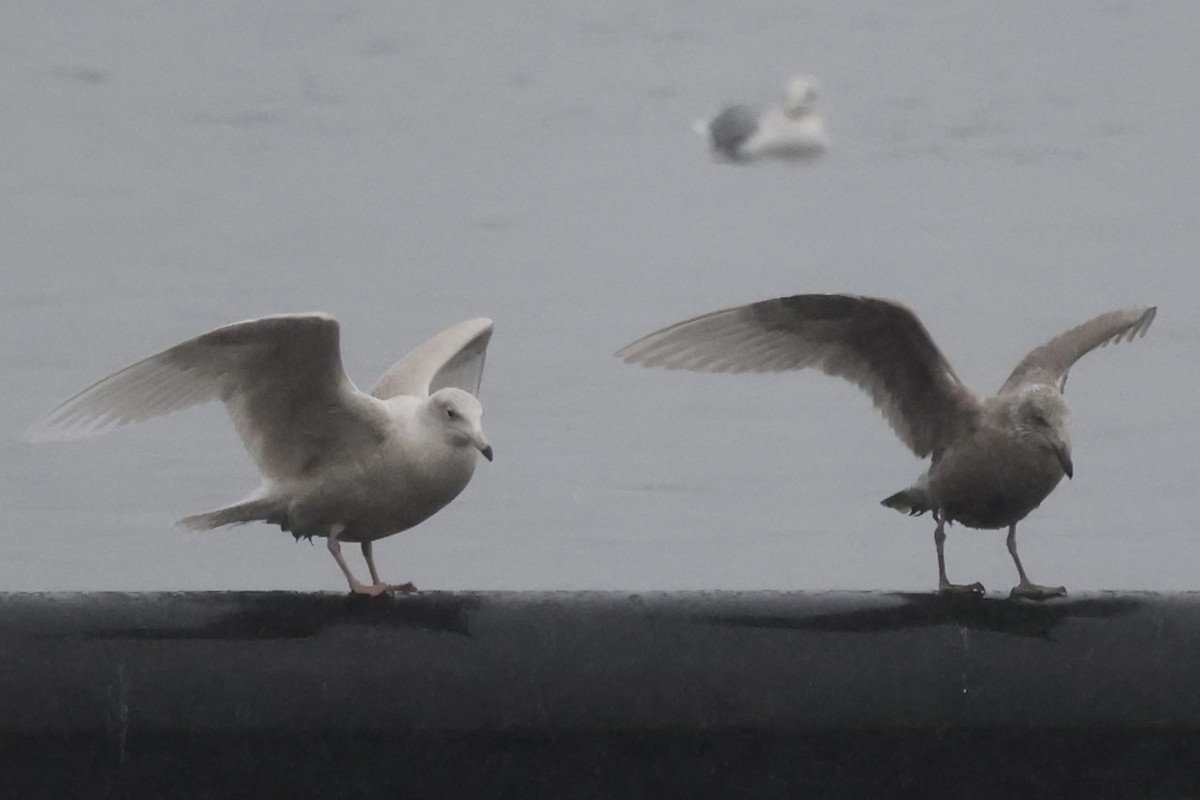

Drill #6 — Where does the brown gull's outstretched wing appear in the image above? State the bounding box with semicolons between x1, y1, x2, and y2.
618;294;981;459
999;306;1156;394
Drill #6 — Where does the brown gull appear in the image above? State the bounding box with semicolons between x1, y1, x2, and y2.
617;294;1155;599
29;314;494;596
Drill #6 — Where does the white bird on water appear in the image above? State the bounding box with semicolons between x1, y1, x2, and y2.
698;75;828;163
617;295;1156;599
29;314;495;596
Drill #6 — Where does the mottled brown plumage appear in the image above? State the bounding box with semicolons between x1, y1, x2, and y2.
619;294;1156;598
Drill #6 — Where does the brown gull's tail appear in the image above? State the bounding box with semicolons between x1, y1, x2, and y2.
881;487;931;517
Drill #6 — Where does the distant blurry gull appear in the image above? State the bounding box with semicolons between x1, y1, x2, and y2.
618;295;1156;599
29;314;495;596
699;75;827;162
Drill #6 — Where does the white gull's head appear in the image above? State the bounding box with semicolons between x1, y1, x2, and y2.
783;75;819;117
427;387;492;461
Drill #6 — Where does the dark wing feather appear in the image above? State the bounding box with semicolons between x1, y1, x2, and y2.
617;294;981;458
708;104;760;159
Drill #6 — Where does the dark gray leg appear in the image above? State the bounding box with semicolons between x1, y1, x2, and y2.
1006;524;1066;600
935;515;985;595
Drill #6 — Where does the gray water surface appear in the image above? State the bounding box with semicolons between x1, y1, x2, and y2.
2;1;1195;592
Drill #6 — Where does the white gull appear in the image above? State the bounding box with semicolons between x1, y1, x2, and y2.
29;314;494;596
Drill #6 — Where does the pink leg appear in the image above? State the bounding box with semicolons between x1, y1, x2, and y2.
327;526;389;597
361;540;417;594
362;540;382;585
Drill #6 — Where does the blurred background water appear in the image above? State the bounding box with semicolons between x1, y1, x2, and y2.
1;0;1195;592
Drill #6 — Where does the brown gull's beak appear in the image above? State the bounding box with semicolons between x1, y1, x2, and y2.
1053;441;1073;480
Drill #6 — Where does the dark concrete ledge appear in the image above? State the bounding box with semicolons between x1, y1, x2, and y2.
1;590;1198;799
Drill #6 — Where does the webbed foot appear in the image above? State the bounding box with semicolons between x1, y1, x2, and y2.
938;581;986;596
348;579;394;597
1009;582;1066;600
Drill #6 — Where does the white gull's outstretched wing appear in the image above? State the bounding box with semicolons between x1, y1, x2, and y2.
28;313;380;482
371;318;493;400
